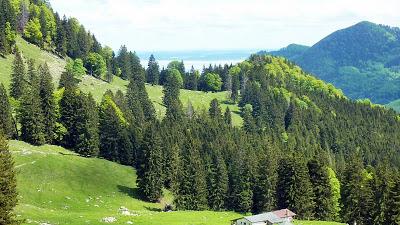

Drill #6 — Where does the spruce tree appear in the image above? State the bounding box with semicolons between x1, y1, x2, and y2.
308;159;337;221
59;87;99;156
137;123;164;202
252;151;278;213
10;50;26;99
175;131;207;210
0;133;18;225
99;92;133;164
146;54;160;85
341;154;371;224
224;107;232;127
0;84;15;138
387;174;400;224
163;69;184;122
207;146;228;211
209;99;222;120
19;60;45;146
277;156;315;219
38;63;57;144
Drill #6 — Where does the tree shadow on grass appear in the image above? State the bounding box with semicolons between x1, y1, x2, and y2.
117;185;140;199
144;206;162;212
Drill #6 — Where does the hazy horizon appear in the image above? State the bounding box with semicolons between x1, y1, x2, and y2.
49;0;400;52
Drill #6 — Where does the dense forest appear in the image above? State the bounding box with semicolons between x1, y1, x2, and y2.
1;1;400;225
261;21;400;105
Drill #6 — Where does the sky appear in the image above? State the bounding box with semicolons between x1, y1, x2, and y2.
50;0;400;52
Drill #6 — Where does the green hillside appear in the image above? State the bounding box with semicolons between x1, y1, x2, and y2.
261;21;400;105
0;37;242;125
10;140;343;225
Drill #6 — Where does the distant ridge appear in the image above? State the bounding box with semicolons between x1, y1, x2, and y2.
259;21;400;105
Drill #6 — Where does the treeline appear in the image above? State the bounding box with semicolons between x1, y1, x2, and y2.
2;50;400;224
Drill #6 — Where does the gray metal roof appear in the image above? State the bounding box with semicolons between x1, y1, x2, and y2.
244;212;285;223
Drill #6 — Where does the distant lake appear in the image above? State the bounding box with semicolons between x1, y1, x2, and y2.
138;49;263;71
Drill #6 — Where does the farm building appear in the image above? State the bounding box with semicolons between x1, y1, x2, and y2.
231;209;296;225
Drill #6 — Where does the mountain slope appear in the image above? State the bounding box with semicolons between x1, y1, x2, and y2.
11;140;344;225
0;37;242;125
262;21;400;104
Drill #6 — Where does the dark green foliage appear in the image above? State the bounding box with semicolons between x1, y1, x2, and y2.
206;146;228;211
55;14;67;57
19;60;45;146
252;148;278;213
185;66;199;90
38;63;57;143
341;155;374;224
146;54;160;85
308;159;337;221
209;99;222;120
99;91;133;165
224;107;232;127
58;64;78;89
387;174;400;224
163;69;184;122
264;21;400;104
277;155;315;219
0;84;15;138
175;131;207;210
0;133;19;225
10;50;26;99
59;87;99;156
137;123;164;202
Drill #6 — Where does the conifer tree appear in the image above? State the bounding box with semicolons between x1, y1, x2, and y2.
10;50;26;99
146;54;160;85
19;60;45;146
387;174;400;224
277;156;315;219
163;69;184;121
0;84;15;138
175;131;207;210
341;154;372;224
137;123;164;202
224;107;232;127
117;45;131;79
207;146;228;211
252;151;278;213
0;133;18;225
38;63;56;143
372;163;394;225
99;92;133;164
59;87;99;156
185;66;199;90
308;159;337;221
209;99;222;120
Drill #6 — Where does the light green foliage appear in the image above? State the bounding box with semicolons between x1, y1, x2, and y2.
203;73;223;92
68;59;86;78
40;4;56;45
327;167;341;220
101;94;127;125
5;22;16;50
85;52;106;78
229;66;241;76
24;18;42;45
167;69;183;87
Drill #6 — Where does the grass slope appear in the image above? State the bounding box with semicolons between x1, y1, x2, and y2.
11;140;343;225
0;37;242;126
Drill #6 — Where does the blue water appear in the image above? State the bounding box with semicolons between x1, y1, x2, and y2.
138;49;262;71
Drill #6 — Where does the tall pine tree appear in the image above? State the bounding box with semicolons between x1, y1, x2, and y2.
0;133;18;225
137;123;164;202
38;63;57;144
10;50;26;99
0;84;15;138
19;60;45;146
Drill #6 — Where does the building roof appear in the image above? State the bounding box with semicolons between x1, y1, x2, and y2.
244;212;284;223
272;209;296;218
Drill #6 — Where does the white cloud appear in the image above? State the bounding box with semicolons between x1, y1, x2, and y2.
50;0;400;51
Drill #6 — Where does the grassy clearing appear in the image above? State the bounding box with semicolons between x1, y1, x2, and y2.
11;140;343;225
11;140;242;225
0;36;66;87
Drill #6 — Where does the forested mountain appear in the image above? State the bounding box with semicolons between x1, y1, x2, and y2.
260;21;400;104
1;1;400;225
